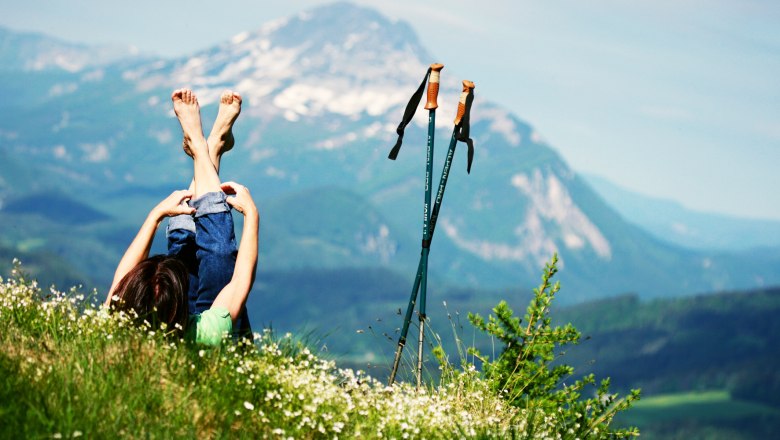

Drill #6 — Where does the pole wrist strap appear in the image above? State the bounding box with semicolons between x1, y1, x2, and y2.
388;67;432;160
455;90;475;173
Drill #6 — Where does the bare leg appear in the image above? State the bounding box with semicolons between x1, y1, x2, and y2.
181;90;242;191
208;90;242;174
171;88;220;198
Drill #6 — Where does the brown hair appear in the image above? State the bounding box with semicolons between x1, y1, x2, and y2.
111;255;189;333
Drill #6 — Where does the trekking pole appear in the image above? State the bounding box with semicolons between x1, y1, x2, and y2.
414;63;444;388
388;80;476;386
385;63;442;385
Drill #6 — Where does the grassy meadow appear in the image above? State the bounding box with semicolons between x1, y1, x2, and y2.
1;261;634;439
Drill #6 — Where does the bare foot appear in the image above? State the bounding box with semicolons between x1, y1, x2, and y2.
171;88;207;158
208;90;242;159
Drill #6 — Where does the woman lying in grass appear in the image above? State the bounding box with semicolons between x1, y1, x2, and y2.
105;88;258;345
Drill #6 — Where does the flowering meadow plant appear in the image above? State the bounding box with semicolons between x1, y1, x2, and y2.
1;258;637;438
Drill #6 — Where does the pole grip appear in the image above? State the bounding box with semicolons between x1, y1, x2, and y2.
454;80;475;125
423;63;444;110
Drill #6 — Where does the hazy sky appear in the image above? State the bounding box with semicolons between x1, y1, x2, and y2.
2;0;779;220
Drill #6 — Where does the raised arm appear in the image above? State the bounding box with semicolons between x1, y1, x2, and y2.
210;182;259;321
105;190;195;305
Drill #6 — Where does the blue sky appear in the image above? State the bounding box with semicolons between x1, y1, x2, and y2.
2;0;779;220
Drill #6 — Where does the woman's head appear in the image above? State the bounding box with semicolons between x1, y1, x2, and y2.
111;255;189;332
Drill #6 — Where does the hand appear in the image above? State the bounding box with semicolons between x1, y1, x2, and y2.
152;190;196;219
221;182;257;217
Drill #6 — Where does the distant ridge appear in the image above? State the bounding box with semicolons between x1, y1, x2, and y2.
3;192;111;225
0;25;138;73
584;174;780;251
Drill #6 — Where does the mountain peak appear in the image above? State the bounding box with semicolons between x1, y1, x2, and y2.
129;2;432;118
272;2;427;57
222;1;430;81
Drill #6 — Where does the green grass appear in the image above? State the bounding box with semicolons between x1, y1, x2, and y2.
615;390;780;439
637;390;730;407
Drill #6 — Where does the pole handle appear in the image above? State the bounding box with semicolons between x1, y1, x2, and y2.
423;63;444;110
454;80;475;125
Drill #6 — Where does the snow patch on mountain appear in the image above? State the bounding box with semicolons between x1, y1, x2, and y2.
231;32;250;45
343;33;363;51
358;224;396;263
362;122;391;138
470;190;494;211
52;145;69;160
148;128;174;145
29;48;133;72
49;83;78;98
81;69;104;82
261;16;292;35
440;167;611;267
439;217;557;268
51;112;70;133
79;143;110;163
479;107;522;146
315;131;359;150
31;54;82;72
248;147;276;163
511;169;611;258
265;166;287;179
271;82;410;118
